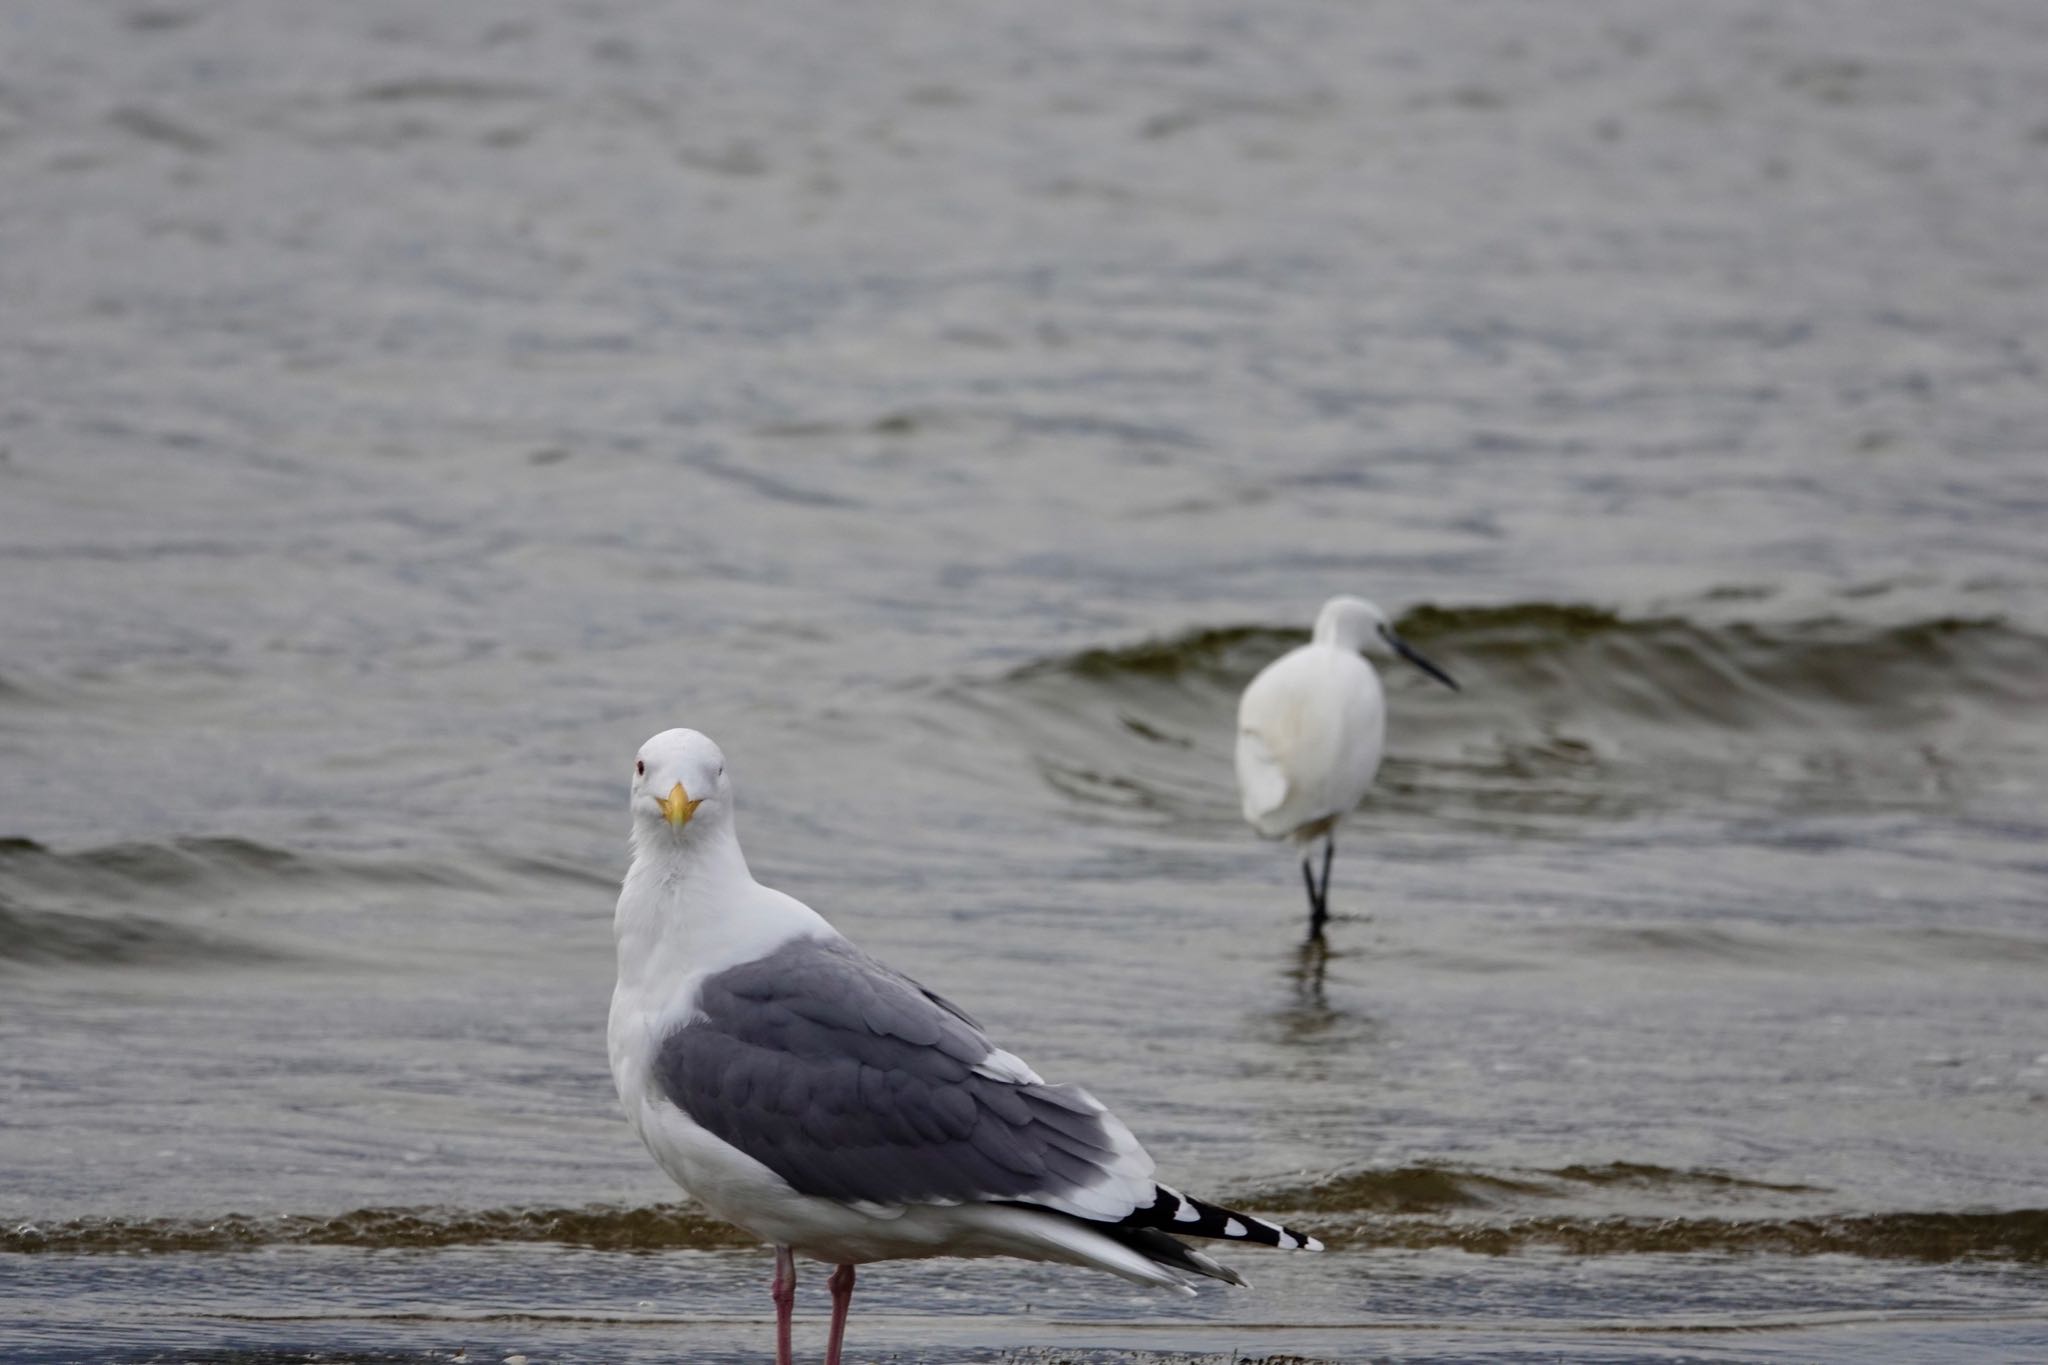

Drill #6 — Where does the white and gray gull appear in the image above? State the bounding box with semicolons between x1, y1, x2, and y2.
609;728;1323;1365
1236;596;1459;940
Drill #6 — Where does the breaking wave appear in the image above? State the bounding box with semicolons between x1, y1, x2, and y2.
8;1165;2040;1265
0;836;577;969
1302;1209;2048;1262
2;1204;750;1256
964;600;2048;830
1254;1160;1822;1215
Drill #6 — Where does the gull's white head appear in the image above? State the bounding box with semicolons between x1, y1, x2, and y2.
630;728;735;844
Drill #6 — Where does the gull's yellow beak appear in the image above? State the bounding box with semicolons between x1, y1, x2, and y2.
657;782;703;829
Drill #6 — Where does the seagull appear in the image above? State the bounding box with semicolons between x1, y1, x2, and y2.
1235;596;1459;940
608;728;1324;1365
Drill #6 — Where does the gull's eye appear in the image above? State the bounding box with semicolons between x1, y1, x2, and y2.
635;760;645;776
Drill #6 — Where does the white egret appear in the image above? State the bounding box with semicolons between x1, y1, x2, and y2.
1234;596;1458;939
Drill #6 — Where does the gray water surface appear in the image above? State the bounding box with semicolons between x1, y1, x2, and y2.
4;2;2048;1361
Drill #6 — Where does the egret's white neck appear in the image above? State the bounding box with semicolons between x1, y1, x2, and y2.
614;815;825;999
1311;612;1369;650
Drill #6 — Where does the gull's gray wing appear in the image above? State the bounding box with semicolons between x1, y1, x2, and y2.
653;933;1152;1219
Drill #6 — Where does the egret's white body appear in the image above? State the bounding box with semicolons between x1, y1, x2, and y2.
1234;597;1456;935
1236;624;1388;843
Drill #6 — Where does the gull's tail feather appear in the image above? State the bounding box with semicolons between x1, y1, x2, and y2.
996;1180;1320;1292
1119;1182;1326;1252
1098;1223;1247;1287
1014;1180;1321;1290
1006;1206;1244;1290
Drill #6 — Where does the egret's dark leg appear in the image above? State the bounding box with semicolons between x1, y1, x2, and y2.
771;1245;796;1365
1319;835;1336;918
1302;852;1328;940
824;1263;856;1365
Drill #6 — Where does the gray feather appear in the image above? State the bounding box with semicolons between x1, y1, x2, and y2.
653;934;1126;1210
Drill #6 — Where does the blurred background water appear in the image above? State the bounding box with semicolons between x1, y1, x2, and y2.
3;2;2047;1361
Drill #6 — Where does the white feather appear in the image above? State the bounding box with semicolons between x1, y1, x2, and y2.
1234;636;1386;841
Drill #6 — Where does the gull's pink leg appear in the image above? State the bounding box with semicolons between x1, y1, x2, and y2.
824;1263;856;1365
771;1245;797;1365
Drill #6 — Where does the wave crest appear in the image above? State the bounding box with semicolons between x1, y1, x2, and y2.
964;601;2048;829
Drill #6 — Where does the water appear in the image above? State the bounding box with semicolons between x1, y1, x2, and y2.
5;1;2048;1360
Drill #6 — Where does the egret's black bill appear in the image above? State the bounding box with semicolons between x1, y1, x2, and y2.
1378;624;1460;691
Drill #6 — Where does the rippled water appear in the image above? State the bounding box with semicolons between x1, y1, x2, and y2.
5;1;2048;1361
